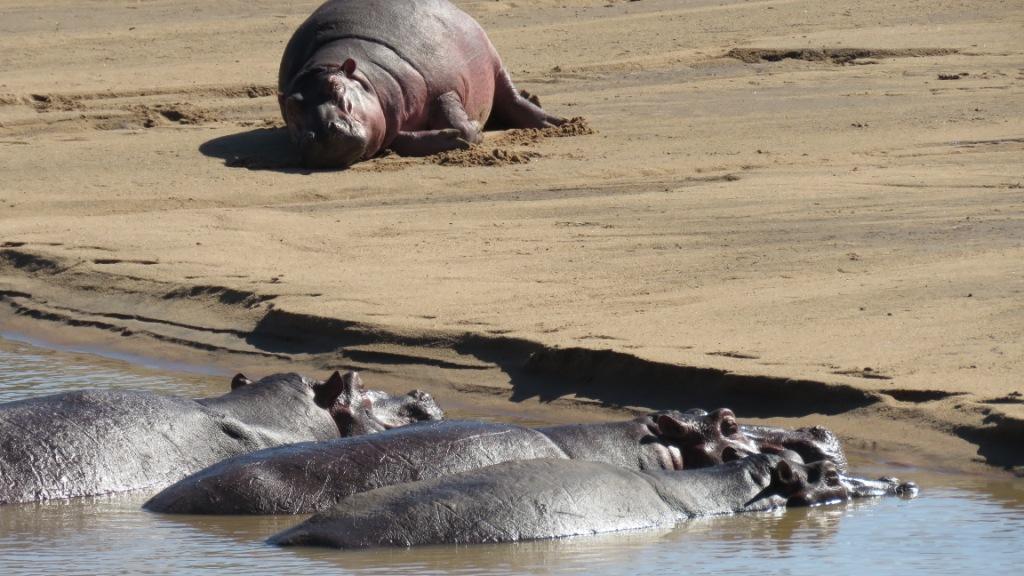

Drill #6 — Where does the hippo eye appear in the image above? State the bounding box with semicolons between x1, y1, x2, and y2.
825;470;841;487
720;417;739;436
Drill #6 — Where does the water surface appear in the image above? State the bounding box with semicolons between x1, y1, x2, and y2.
0;335;1021;575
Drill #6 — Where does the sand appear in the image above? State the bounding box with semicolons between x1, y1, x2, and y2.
1;0;1022;474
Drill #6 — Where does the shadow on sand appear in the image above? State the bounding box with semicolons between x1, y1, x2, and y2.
244;309;880;419
199;128;309;173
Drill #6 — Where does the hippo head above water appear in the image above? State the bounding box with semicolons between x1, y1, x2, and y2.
771;455;848;507
230;370;443;436
651;408;760;469
279;61;386;169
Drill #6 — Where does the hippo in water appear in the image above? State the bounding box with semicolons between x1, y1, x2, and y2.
146;408;758;514
269;453;913;549
741;422;849;472
278;0;565;168
674;408;849;471
0;371;442;504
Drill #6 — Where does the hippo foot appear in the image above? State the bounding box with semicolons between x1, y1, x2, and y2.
492;68;567;129
390;129;472;157
519;89;541;107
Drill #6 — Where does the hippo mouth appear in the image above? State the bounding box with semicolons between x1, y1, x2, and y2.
655;443;684;470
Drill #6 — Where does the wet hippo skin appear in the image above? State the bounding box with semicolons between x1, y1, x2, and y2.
0;371;442;503
740;423;849;472
145;409;758;514
267;454;852;548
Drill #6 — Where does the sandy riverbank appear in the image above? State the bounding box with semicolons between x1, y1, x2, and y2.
1;0;1022;473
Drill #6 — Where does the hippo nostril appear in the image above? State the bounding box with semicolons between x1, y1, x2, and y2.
721;446;741;462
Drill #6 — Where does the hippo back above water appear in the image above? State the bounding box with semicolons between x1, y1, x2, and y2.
0;371;442;504
268;455;855;549
145;409;759;515
278;0;565;167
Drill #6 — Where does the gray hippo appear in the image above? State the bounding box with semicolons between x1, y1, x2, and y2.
0;371;442;504
673;408;849;471
278;0;565;167
145;408;758;514
268;454;872;548
741;423;849;472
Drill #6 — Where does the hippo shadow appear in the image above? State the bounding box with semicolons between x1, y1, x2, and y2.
199;128;310;173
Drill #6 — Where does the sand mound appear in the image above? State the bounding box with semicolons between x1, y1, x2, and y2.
501;117;595;146
430;147;540;167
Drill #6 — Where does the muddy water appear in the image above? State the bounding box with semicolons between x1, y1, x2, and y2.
1;335;1022;575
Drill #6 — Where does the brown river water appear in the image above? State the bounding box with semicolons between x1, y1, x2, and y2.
1;334;1022;575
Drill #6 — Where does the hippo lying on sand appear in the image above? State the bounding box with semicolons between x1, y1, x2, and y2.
146;408;757;514
278;0;565;167
270;454;912;549
0;371;442;504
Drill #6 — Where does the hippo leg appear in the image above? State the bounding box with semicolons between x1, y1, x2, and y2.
390;129;469;156
390;92;481;156
434;92;483;144
490;68;566;129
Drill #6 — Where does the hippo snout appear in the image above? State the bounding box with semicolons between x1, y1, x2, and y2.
401;390;445;422
327;120;350;135
408;390;432;402
894;480;919;498
299;125;367;169
785;460;849;507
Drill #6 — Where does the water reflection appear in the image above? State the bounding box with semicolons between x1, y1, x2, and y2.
1;335;1023;575
3;488;1022;575
0;335;222;403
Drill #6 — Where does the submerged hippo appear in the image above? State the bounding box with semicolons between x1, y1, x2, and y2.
269;454;864;548
0;371;442;504
146;408;757;514
278;0;565;167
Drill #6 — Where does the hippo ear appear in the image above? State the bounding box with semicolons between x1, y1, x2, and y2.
230;373;253;390
314;370;361;408
655;414;703;443
773;459;797;486
283;93;304;119
341;58;357;77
